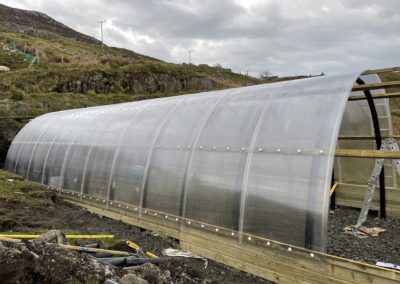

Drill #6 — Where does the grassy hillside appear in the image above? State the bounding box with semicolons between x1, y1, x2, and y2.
0;31;261;117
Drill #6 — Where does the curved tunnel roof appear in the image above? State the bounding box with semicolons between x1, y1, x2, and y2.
5;73;367;251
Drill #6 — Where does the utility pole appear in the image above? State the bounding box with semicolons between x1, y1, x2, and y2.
186;50;193;65
98;19;106;50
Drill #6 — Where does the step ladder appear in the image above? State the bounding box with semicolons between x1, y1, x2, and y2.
353;137;400;231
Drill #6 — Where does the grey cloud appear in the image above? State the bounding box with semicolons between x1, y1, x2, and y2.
1;0;399;76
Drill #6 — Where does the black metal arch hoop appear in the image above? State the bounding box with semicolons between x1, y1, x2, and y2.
356;77;386;219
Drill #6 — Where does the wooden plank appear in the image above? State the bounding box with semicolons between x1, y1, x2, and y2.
181;241;307;284
63;196;400;283
338;135;400;141
182;227;399;283
362;67;400;75
180;229;347;283
349;91;400;101
352;81;400;92
59;244;131;256
335;183;400;218
335;149;400;159
0;237;22;243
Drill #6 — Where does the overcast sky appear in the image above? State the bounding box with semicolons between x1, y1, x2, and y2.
2;0;400;76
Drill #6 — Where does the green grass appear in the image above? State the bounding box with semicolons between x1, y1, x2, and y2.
0;170;53;206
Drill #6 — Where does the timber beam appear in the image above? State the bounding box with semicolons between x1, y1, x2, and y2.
335;149;400;159
352;81;400;92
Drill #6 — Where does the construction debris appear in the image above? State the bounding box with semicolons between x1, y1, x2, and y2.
163;248;208;268
127;240;158;258
376;261;400;270
344;225;386;237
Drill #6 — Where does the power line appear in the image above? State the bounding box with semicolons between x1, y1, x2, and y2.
98;19;106;50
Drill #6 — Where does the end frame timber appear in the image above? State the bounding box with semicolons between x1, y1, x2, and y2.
349;91;400;101
362;67;400;75
58;190;400;284
352;81;400;92
335;149;400;159
338;135;400;141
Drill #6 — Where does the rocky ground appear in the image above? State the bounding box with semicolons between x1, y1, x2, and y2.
327;206;400;264
1;171;399;283
0;171;272;283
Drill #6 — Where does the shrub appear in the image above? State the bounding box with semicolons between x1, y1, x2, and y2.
9;88;25;101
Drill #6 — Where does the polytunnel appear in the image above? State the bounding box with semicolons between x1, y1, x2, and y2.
5;72;393;252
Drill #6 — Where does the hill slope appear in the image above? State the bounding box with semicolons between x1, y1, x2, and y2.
0;28;261;116
0;3;100;44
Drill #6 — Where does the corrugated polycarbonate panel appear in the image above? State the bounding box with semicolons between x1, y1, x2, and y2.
144;90;228;216
5;73;360;251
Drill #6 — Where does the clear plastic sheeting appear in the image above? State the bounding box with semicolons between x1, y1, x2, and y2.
5;73;360;251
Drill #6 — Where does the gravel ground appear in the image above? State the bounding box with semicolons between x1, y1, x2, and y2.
327;205;400;265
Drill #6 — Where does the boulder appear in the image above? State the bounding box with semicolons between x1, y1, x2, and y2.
0;66;10;72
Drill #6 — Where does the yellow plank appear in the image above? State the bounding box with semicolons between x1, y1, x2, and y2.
0;234;114;239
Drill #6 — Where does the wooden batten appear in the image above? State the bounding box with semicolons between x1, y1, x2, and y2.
352;81;400;92
335;149;400;159
335;183;400;218
338;135;400;140
349;91;400;101
362;67;400;75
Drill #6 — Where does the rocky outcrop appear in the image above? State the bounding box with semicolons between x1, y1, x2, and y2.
122;72;214;94
56;72;215;94
57;73;113;94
